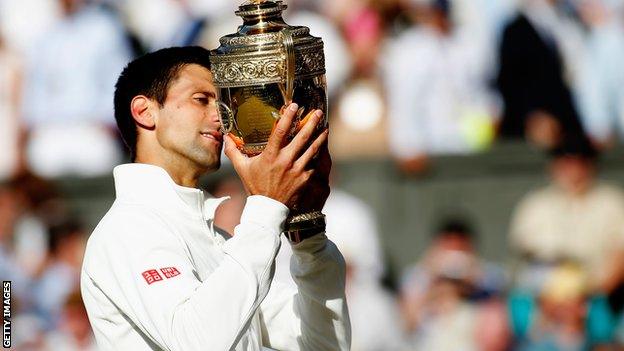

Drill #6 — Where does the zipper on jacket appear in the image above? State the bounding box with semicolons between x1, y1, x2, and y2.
200;200;222;244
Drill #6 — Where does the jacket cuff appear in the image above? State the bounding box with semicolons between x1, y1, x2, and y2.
291;231;327;253
241;195;289;233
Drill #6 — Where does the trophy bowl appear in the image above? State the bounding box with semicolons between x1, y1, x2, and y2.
210;0;328;156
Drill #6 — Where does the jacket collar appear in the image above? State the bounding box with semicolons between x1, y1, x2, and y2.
113;163;229;219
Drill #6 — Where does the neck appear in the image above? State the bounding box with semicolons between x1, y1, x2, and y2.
559;181;592;197
134;156;205;188
135;136;216;187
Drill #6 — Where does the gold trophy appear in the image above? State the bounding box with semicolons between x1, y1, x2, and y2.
210;0;328;156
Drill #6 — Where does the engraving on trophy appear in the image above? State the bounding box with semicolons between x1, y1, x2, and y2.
221;28;309;47
292;76;327;128
296;46;326;77
211;46;325;88
212;57;285;87
230;85;283;146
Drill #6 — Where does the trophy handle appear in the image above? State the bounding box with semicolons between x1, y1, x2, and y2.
217;100;235;134
281;28;295;103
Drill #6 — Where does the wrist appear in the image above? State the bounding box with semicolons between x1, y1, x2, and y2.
242;195;289;232
283;211;326;244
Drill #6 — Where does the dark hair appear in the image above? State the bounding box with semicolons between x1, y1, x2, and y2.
434;217;474;241
48;219;84;256
114;46;211;161
433;0;452;16
549;135;598;161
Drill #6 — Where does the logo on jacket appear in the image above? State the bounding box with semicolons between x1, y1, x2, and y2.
142;267;181;285
160;267;181;279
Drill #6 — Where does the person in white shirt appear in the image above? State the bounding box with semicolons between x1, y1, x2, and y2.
80;46;350;351
510;136;624;294
574;0;624;146
21;0;132;177
384;0;496;174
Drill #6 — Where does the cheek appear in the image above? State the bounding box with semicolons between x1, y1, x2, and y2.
155;117;175;145
157;113;193;145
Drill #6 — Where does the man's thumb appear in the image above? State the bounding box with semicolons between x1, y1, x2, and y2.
223;133;245;167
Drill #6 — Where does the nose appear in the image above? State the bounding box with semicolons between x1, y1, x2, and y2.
209;102;220;123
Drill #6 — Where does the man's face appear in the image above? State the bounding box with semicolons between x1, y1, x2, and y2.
550;156;595;195
154;64;223;172
59;0;83;15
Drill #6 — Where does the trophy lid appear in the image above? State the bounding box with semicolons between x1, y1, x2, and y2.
212;0;315;55
210;0;326;88
235;0;288;20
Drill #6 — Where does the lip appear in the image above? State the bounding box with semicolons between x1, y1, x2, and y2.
200;130;223;144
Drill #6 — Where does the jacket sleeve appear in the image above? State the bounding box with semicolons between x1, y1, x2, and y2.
258;233;351;350
82;195;287;351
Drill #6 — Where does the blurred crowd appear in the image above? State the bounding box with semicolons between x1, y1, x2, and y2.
2;0;624;349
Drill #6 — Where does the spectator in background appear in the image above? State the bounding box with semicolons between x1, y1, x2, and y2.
317;0;361;24
322;189;387;286
496;0;586;148
10;172;65;279
276;188;405;351
322;189;406;351
509;261;619;349
293;0;387;160
384;0;496;175
462;0;519;43
400;218;509;351
0;173;67;321
510;137;624;301
210;175;246;236
3;174;81;348
43;290;97;351
574;0;624;148
342;2;385;79
22;0;132;177
0;184;32;309
120;0;187;51
285;9;351;100
35;220;86;328
0;0;60;55
449;0;518;120
12;312;46;349
269;185;388;288
512;263;593;350
121;0;235;51
0;31;22;180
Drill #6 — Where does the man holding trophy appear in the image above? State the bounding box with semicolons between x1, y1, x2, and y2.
80;1;351;350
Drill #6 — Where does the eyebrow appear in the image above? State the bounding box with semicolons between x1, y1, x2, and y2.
197;91;217;99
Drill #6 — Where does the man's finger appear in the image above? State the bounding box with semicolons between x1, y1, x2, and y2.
287;110;323;156
265;103;298;155
293;129;329;171
223;133;247;170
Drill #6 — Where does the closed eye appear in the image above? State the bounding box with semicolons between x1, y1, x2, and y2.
193;91;217;106
194;97;209;105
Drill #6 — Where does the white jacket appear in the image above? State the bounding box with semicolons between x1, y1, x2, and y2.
80;164;351;351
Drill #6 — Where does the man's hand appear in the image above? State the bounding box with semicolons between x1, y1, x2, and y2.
288;141;331;215
224;103;328;206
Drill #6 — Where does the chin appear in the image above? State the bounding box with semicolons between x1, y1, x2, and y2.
186;145;221;172
197;156;220;172
207;160;221;171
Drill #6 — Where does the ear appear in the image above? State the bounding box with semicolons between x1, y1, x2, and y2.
130;95;156;130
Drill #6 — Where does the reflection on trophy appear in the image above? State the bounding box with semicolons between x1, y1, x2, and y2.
210;0;328;156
